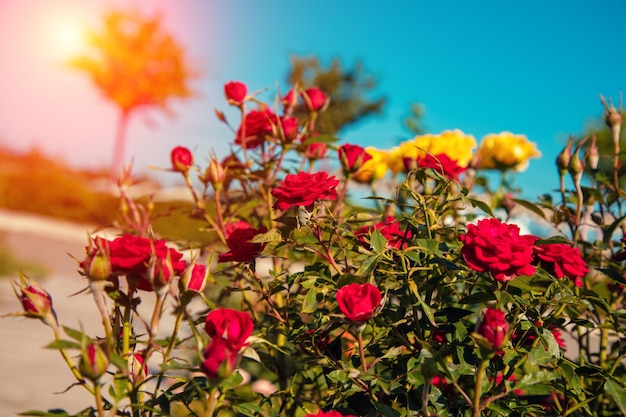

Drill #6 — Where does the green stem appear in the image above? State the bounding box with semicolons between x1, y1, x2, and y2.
472;359;489;417
204;386;219;417
52;326;95;395
94;383;106;417
357;330;369;372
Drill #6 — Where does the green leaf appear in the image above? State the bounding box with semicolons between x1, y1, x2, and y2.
301;287;319;314
512;198;547;220
604;377;626;415
249;228;282;243
19;411;71;416
434;307;473;322
374;402;401;417
468;198;495;218
597;268;626;285
459;291;496;305
370;228;387;253
45;340;81;350
62;325;88;342
538;327;562;359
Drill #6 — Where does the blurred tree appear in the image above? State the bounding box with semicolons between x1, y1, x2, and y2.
403;102;426;135
287;56;385;135
72;9;195;180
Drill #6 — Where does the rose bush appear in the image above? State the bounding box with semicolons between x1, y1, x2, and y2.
4;80;626;417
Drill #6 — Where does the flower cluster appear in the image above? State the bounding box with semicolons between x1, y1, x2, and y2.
5;80;626;417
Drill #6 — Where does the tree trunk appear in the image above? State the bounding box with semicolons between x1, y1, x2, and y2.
109;109;131;182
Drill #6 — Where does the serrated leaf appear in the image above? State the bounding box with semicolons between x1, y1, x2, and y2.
302;287;319;314
538;327;562;359
370;228;387;253
249;228;282;243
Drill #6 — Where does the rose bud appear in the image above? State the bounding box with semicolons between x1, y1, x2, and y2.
301;87;327;111
12;273;58;328
84;239;111;282
338;143;373;174
79;342;109;382
282;89;298;109
201;338;238;379
178;263;208;293
224;81;247;106
128;351;148;385
336;283;382;323
202;153;226;191
477;307;510;350
171;146;194;173
205;307;254;351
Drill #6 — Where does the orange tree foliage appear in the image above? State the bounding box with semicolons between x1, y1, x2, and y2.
72;9;194;114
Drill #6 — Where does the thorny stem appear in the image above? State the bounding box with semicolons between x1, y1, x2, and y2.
52;325;95;395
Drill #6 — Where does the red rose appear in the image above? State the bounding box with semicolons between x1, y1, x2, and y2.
431;375;453;393
271;171;339;211
205;307;254;350
235;109;277;149
338;143;372;174
404;153;467;179
84;235;187;291
201;338;238;379
460;218;537;281
354;217;412;249
170;146;193;173
218;221;268;263
477;307;509;350
336;283;382;322
301;87;327;111
306;412;357;417
533;243;588;287
224;81;247;105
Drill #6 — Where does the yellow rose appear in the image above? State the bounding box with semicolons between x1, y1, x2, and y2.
353;147;389;183
396;130;477;170
387;146;405;174
477;132;541;172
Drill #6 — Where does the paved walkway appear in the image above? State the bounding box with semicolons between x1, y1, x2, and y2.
0;210;193;415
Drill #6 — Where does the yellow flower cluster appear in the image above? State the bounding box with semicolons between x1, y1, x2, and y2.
476;132;541;172
351;130;540;183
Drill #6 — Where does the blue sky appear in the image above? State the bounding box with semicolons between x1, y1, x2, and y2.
1;0;624;198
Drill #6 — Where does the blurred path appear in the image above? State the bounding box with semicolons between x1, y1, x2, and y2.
0;210;189;415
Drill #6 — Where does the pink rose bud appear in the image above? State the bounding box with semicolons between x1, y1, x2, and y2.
79;342;109;382
12;273;58;327
477;307;510;350
179;263;208;293
224;81;247;106
301;87;327;111
171;146;194;173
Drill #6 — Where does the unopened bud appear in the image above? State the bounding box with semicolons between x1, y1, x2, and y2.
12;273;58;327
178;263;208;293
148;255;175;294
79;342;109;382
170;146;194;173
587;136;599;171
568;148;584;184
556;138;573;177
85;239;111;282
128;351;148;385
202;154;226;191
